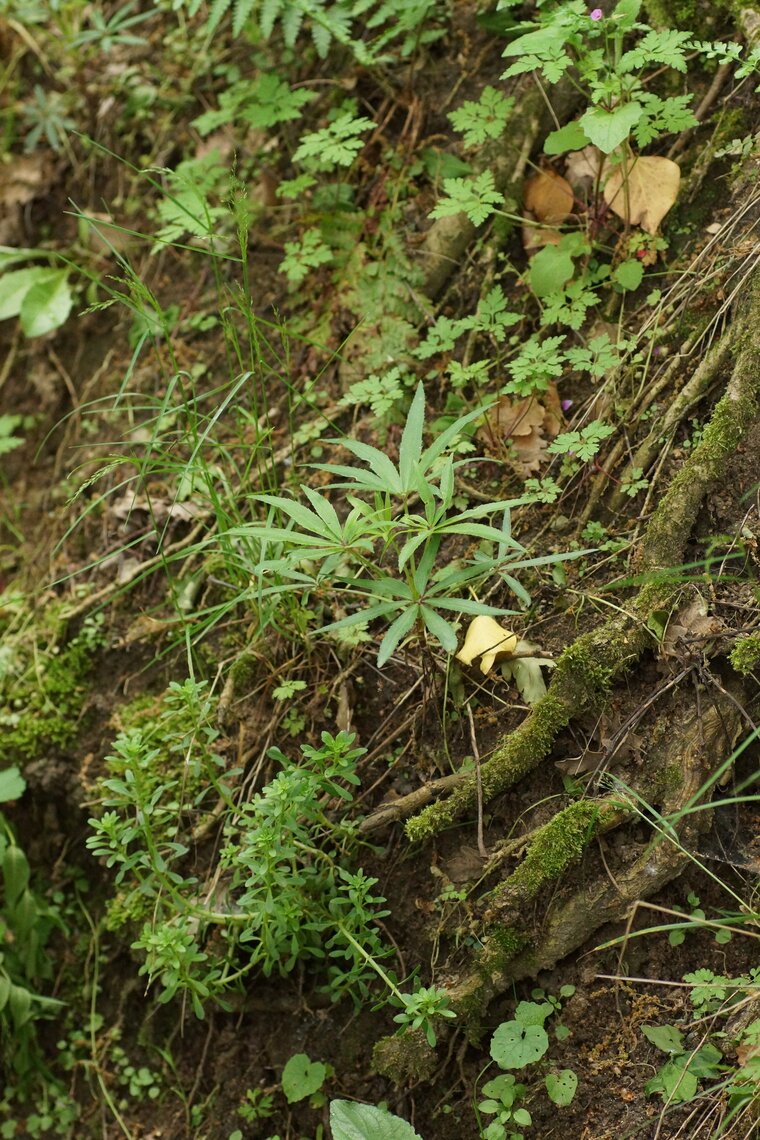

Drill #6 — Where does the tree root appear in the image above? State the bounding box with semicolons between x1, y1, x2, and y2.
445;692;743;1028
396;268;760;844
374;692;743;1080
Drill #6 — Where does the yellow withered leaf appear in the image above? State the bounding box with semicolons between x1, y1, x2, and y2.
602;155;680;235
456;616;518;675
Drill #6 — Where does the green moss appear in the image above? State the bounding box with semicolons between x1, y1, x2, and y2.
729;633;760;676
485;800;612;910
230;650;257;688
372;1029;436;1085
0;612;105;765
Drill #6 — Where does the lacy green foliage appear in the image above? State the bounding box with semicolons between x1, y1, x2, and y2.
153;152;230;246
641;968;760;1117
0;612;105;765
192;73;316;135
178;0;444;61
87;682;394;1013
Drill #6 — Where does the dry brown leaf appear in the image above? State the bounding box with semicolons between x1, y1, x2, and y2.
524;169;574;223
603;156;681;234
523;169;573;254
456;616;518;675
564;145;603;193
662;593;725;659
477;387;563;474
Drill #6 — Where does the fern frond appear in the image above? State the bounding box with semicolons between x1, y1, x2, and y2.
232;0;258;35
205;0;232;35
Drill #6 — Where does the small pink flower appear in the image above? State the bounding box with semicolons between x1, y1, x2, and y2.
561;399;573;412
590;7;603;18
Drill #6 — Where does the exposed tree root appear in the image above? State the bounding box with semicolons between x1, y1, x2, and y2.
394;268;760;844
374;692;743;1079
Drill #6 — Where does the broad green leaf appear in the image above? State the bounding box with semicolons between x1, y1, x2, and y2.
490;1019;549;1069
528;243;575;298
19;270;72;336
329;1099;423;1140
0;766;26;803
579;103;642;153
545;1069;578;1106
613;260;644;291
281;1053;326;1103
544;120;590;155
642;1024;684;1054
646;1060;697;1102
0;268;56;321
3;845;30;907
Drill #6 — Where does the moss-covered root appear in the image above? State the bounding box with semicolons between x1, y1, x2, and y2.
404;267;760;844
478;797;628;924
405;620;649;843
443;694;743;1035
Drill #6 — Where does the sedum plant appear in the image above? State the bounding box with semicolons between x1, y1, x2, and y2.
87;683;397;1014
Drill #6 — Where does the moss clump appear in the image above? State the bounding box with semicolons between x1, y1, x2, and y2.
730;634;760;676
372;1029;436;1085
485;800;615;911
0;612;105;765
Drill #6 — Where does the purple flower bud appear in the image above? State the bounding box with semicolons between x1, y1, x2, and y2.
561;399;573;411
590;7;603;18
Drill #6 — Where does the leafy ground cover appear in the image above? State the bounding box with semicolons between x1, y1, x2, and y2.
2;0;760;1137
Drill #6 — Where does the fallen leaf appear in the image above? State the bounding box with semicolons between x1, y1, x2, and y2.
603;155;681;235
564;145;603;193
456;616;517;675
524;169;574;223
662;592;725;659
523;168;574;253
442;846;486;883
477;388;563;475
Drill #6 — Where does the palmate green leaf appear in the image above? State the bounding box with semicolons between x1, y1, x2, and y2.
255;492;337;538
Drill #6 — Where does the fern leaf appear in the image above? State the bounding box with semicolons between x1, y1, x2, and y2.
259;0;283;38
206;0;232;34
232;0;258;35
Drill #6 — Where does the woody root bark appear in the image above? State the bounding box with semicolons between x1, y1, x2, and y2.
371;268;760;1080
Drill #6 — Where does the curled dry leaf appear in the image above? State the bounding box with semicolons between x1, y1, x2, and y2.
661;592;725;660
602;155;680;235
477;385;563;475
523;168;574;253
564;145;603;193
456;616;517;675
